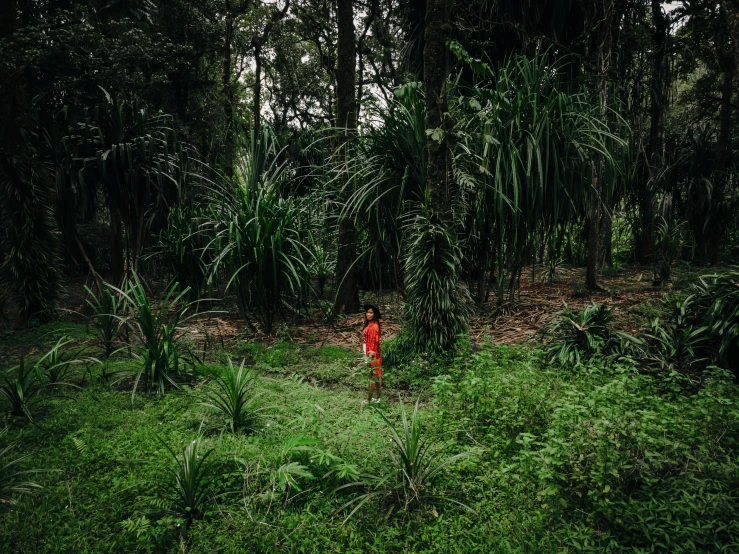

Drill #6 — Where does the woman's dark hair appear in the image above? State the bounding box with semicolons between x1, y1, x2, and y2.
363;303;381;329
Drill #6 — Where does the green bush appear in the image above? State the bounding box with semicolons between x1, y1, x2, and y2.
544;302;635;366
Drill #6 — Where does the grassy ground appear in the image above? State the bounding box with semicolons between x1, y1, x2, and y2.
2;323;739;553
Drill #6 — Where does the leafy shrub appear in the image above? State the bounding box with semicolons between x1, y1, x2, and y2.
209;128;310;335
545;302;633;366
504;367;739;551
638;299;709;378
0;426;41;506
653;214;684;285
34;336;91;386
158;206;209;299
201;359;265;433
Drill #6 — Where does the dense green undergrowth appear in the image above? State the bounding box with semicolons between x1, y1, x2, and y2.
1;323;739;553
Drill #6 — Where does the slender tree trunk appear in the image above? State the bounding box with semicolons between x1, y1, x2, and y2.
585;0;615;290
586;164;601;289
601;186;613;268
717;48;734;170
253;42;262;135
721;0;739;86
640;0;669;266
110;210;125;285
333;0;360;314
222;13;235;179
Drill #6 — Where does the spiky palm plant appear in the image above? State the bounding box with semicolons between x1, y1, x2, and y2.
693;267;739;364
201;359;265;434
450;44;628;303
111;275;198;396
0;358;48;422
209;128;310;334
158;436;215;523
85;285;124;358
545;302;632;366
338;398;475;520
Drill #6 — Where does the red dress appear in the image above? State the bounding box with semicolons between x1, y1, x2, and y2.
362;321;382;377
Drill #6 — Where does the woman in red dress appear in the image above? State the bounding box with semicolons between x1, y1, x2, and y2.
362;303;382;403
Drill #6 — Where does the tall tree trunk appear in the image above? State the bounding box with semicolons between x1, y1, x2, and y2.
640;0;669;266
333;0;360;315
721;0;739;86
110;210;125;285
586;164;601;289
585;0;615;290
222;12;235;179
423;0;453;214
253;42;263;135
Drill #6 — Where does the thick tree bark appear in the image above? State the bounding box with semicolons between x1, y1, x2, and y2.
333;0;360;314
423;0;453;215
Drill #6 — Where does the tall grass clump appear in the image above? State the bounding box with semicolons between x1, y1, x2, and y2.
0;359;47;421
157;436;216;524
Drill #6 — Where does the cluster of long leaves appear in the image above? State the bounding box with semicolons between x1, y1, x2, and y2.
0;128;61;324
201;359;265;434
693;266;739;360
209;129;311;334
449;44;629;303
403;205;472;354
112;276;198;396
339;398;475;520
1;338;89;421
0;427;41;507
0;359;48;421
85;285;124;359
638;294;711;376
157;436;215;523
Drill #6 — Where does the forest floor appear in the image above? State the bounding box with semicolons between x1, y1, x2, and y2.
2;264;738;553
1;263;674;367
